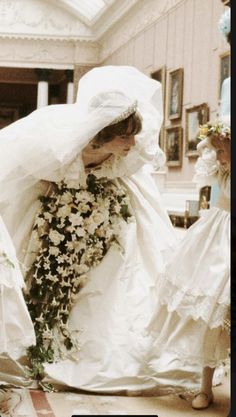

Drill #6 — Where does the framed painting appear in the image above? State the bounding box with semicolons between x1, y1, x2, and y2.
185;103;209;157
167;68;183;120
165;126;183;167
199;186;211;210
219;51;230;98
151;66;166;150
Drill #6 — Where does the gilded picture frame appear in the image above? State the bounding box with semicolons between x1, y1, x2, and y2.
167;68;183;120
185;103;209;157
165;126;183;167
151;66;166;150
219;51;230;99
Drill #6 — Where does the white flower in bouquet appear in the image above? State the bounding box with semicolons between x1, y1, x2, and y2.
57;254;69;264
49;246;60;257
74;240;87;252
72;274;87;287
49;230;65;245
56;266;69;277
69;213;83;227
57;205;71;218
44;212;53;222
45;273;59;283
65;180;82;189
78;202;91;213
74;264;89;274
76;190;94;203
60;191;73;204
35;216;46;227
65;241;74;251
75;227;86;238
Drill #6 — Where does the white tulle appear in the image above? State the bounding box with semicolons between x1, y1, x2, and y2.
0;66;164;210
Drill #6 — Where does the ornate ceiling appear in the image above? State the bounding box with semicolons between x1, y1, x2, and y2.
0;0;139;41
0;0;183;68
46;0;139;40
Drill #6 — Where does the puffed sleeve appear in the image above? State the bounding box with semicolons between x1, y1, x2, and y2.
193;142;219;188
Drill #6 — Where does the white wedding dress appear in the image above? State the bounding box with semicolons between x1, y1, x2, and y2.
0;216;35;360
0;66;202;393
143;154;230;391
14;157;187;393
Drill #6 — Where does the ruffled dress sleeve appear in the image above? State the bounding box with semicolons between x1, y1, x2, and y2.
193;140;219;188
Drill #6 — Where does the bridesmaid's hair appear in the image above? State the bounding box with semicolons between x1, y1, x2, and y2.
92;112;142;148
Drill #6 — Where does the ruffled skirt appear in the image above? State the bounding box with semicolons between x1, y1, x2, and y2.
145;207;230;373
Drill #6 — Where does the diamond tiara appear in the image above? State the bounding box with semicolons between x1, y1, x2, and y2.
109;100;138;125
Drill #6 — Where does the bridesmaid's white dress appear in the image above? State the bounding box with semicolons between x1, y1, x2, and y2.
144;157;230;391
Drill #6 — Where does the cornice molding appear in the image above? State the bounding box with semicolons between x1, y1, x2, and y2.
0;0;184;66
0;33;95;42
0;38;100;68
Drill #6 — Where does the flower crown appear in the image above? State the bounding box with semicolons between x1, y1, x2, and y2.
218;8;230;37
110;100;138;125
197;121;231;141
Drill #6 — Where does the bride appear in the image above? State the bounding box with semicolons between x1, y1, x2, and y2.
0;66;191;393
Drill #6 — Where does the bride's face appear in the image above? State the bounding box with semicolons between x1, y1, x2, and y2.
101;134;135;157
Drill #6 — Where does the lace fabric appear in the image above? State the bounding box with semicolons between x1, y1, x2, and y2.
157;276;229;329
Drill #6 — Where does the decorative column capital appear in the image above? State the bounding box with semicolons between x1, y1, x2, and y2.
35;68;53;82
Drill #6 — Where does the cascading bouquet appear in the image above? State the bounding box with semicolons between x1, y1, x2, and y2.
24;174;133;385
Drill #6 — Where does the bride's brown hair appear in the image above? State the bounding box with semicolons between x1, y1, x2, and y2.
92;112;142;148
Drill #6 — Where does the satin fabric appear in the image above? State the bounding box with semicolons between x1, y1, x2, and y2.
0;216;35;360
36;170;200;393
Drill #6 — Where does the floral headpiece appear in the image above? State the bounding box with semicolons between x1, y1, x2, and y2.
197;121;231;142
110;100;138;125
218;8;230;37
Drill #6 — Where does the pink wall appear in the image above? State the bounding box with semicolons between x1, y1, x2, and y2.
101;0;230;182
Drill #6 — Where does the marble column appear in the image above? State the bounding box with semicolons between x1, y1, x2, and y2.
35;69;52;108
65;70;74;104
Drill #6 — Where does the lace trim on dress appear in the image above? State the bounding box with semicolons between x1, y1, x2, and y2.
157;276;229;329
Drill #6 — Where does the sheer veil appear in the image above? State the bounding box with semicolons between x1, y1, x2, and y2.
0;66;164;213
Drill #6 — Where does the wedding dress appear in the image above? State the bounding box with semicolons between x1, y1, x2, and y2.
0;66;201;393
0;215;35;359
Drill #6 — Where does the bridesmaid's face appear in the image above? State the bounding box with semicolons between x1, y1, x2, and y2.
211;136;230;167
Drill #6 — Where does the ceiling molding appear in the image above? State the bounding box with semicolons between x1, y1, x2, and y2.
0;0;139;42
